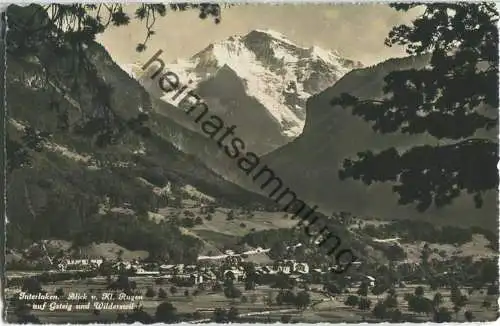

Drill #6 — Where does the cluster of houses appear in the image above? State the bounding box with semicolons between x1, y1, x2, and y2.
54;255;373;288
56;256;315;282
110;259;312;285
57;258;104;271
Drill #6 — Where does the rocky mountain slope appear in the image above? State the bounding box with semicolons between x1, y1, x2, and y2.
124;29;362;154
6;6;362;264
261;55;498;228
8;5;494;268
5;8;276;258
122;30;497;228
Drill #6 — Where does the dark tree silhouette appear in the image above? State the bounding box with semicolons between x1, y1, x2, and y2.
414;285;425;297
227;307;239;322
244;273;257;290
408;295;433;315
433;292;443;308
358;297;372;311
372;301;387;319
145;287;156;298
155;302;178;323
371;284;387;297
13;296;39;323
127;306;154;323
344;295;359;307
486;283;499;295
464;310;474;321
390;309;403;322
481;259;499;284
223;284;242;299
433;307;452;323
54;288;64;297
158;288;168;299
109;274;130;291
384;293;398;309
6;3;223;171
213;308;227;323
357;281;369;297
21;278;42;294
280;314;292;323
8;3;221;59
332;3;498;211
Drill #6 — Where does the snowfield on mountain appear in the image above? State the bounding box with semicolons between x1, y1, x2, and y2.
123;29;362;141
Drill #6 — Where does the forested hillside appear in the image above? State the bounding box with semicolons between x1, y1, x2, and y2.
5;4;274;263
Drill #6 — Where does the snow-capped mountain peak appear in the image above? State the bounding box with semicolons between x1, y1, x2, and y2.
308;45;342;65
126;29;362;140
253;29;296;46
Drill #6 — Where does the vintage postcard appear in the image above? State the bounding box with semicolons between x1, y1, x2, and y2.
2;2;499;324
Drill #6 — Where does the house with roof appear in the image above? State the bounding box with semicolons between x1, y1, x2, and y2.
293;262;309;274
113;261;134;271
135;268;161;276
61;258;104;270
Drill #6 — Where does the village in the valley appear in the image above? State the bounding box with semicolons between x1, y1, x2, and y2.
5;230;499;323
3;184;499;323
4;2;499;324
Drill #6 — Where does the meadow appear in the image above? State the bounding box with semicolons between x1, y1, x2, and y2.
5;274;498;323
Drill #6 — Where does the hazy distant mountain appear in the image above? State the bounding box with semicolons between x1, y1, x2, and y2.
124;29;362;154
261;54;498;228
121;31;497;228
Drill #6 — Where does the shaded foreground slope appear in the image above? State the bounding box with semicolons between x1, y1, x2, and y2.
262;55;498;228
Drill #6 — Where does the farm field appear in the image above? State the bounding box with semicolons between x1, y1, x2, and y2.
5;275;498;323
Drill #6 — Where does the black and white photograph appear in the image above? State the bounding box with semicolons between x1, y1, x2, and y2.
2;2;499;323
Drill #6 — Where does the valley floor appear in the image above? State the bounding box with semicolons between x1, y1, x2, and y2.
4;275;498;323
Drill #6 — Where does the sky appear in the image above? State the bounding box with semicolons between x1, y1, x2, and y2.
98;4;419;67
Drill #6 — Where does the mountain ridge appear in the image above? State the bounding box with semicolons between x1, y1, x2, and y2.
262;53;498;228
5;32;278;255
124;29;362;154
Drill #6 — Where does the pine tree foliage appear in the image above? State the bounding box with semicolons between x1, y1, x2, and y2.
332;3;499;211
5;3;222;171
